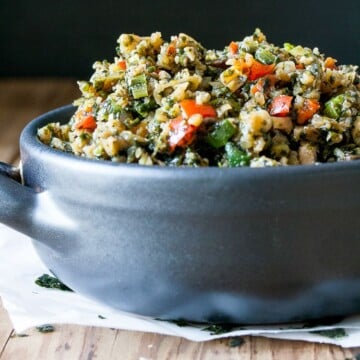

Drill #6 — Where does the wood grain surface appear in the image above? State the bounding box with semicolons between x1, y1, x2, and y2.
0;78;360;359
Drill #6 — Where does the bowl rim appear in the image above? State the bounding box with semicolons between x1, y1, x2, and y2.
20;104;360;178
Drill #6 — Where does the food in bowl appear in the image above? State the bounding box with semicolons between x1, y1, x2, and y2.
0;80;358;325
38;29;360;167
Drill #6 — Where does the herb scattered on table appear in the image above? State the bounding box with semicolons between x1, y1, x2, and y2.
36;324;55;333
228;337;245;347
35;274;73;292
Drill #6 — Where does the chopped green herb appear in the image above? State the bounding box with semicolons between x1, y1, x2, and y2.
310;328;347;339
36;324;55;333
98;315;106;320
170;319;192;327
228;337;245;347
301;316;345;328
16;333;29;337
133;97;157;118
123;116;141;128
155;318;192;327
202;324;236;335
35;274;73;292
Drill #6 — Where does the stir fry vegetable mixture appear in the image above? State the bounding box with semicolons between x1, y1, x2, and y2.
38;29;360;167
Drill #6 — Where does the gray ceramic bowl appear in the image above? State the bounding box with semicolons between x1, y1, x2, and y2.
1;105;360;324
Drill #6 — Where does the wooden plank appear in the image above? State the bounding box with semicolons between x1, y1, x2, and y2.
0;299;14;358
0;78;79;164
1;324;358;360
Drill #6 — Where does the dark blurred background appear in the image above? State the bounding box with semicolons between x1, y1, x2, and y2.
0;0;359;79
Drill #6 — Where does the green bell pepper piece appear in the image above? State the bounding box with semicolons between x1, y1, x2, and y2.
225;142;250;167
324;94;345;119
206;119;236;148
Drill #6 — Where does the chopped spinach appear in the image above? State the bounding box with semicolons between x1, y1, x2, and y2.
155;318;192;327
310;328;347;339
228;337;245;347
201;324;237;335
35;274;73;292
169;319;192;327
36;324;55;333
133;97;157;118
301;316;345;329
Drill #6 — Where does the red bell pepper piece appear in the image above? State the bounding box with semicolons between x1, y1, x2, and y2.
324;57;337;70
228;41;238;55
180;99;217;118
297;99;320;124
117;60;127;70
250;75;277;95
166;44;176;56
76;115;97;131
168;116;197;151
248;60;275;81
269;95;293;117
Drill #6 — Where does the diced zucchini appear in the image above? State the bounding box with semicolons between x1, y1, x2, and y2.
130;74;148;99
255;47;276;65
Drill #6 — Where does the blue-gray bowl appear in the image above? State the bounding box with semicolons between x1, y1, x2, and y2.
1;104;360;324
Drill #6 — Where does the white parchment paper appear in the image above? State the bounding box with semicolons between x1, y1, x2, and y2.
1;224;360;347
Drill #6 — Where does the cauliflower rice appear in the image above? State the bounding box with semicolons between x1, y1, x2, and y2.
38;29;360;167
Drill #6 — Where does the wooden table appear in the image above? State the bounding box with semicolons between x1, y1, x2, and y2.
0;78;359;359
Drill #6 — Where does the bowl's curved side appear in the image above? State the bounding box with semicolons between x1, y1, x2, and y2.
18;105;360;324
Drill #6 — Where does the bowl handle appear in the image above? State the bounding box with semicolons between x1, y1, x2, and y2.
0;161;37;235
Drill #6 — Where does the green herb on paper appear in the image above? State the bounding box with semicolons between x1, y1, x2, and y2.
155;318;192;327
171;319;193;327
156;318;246;335
98;315;106;320
35;274;73;292
202;324;237;335
36;324;55;333
301;316;345;329
310;328;348;339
